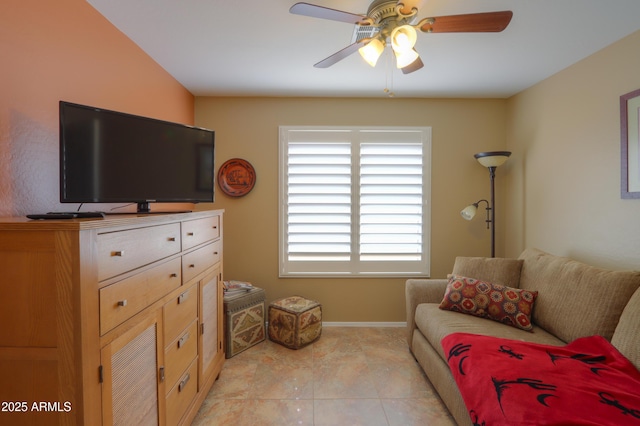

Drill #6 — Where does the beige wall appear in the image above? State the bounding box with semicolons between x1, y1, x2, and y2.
1;0;194;217
505;30;640;270
195;97;508;322
9;0;637;322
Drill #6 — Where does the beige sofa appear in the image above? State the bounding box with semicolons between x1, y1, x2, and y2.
406;248;640;426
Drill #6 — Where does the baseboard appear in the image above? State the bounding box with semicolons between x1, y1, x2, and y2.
322;322;406;327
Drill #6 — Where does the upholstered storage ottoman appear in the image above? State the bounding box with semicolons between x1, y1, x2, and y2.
223;287;266;358
268;296;322;349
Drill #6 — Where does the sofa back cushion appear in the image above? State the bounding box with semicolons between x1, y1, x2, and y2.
519;248;640;342
611;288;640;370
451;256;523;288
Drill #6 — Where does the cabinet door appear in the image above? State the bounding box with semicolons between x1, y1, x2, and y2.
101;311;165;426
198;266;224;386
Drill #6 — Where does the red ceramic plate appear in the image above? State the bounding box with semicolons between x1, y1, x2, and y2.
217;158;256;197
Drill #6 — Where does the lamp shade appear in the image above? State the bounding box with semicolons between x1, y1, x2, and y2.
358;38;385;67
460;204;477;220
390;25;417;53
474;151;511;168
394;48;419;69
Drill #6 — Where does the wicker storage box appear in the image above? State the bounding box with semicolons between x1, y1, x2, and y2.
268;296;322;349
223;287;266;358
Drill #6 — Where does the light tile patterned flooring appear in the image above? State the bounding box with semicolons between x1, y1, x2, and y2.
192;327;456;425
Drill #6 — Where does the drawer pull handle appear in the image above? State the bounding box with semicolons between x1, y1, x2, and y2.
189;264;195;268
178;332;189;348
213;226;217;229
187;232;194;236
178;292;189;304
170;273;178;278
178;373;190;392
117;300;127;307
214;251;219;255
159;366;165;383
168;237;176;242
111;250;124;257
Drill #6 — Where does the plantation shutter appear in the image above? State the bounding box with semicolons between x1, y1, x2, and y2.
279;126;430;277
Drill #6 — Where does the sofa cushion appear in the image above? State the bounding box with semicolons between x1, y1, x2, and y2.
519;248;640;342
439;275;538;331
611;288;640;370
415;303;564;362
451;256;523;288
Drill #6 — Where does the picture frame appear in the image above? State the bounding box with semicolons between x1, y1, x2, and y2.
621;88;640;199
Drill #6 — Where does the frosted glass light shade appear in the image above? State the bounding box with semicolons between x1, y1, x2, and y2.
395;48;419;69
359;38;385;67
460;204;477;220
474;151;511;168
391;25;417;53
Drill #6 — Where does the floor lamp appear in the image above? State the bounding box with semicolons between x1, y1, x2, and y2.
460;151;511;257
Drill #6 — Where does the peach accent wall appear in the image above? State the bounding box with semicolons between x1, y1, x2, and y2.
505;30;640;271
0;0;194;216
196;97;508;322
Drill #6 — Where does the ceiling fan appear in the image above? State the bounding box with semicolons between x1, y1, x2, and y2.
290;0;513;74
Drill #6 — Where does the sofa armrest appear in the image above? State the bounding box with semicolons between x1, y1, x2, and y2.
405;278;448;349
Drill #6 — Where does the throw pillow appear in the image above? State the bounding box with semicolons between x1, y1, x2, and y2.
439;275;538;332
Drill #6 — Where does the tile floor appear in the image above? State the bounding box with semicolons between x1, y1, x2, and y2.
192;327;456;425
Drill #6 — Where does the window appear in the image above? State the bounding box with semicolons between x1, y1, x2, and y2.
279;126;431;277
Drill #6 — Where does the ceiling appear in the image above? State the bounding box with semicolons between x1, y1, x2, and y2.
86;0;640;98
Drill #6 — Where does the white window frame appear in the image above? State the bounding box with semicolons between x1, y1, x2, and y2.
279;126;431;278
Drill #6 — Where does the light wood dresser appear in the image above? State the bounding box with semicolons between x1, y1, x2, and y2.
0;210;225;425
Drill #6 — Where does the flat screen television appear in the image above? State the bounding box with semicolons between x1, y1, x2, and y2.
59;101;215;213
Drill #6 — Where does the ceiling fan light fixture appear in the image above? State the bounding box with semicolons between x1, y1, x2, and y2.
394;48;419;69
358;38;385;67
390;25;417;53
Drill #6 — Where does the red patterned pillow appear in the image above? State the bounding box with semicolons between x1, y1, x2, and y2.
439;275;538;331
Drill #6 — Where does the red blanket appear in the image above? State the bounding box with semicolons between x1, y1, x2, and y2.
442;333;640;426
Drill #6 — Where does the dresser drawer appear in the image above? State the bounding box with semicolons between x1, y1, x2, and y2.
98;223;181;281
182;215;220;251
164;283;198;345
99;258;182;335
164;320;198;390
166;358;198;426
182;240;221;283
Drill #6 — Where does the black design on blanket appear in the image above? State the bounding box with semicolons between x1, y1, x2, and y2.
469;410;486;426
499;345;524;360
447;342;471;375
547;350;608;375
599;392;640;420
491;377;558;415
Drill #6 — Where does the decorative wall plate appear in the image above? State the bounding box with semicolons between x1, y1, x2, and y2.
217;158;256;197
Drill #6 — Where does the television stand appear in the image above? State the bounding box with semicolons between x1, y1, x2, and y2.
128;202;193;214
137;202;152;213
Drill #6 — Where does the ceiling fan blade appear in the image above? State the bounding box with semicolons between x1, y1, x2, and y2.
397;0;421;16
401;57;424;74
419;11;513;33
314;41;367;68
290;2;367;25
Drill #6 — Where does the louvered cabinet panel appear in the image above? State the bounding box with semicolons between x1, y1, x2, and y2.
101;311;163;426
199;265;224;387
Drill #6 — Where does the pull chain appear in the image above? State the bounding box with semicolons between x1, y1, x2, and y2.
383;48;395;97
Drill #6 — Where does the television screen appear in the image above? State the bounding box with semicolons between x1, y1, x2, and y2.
60;101;215;213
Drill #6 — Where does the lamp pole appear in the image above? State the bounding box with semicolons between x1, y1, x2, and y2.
473;151;511;258
488;166;496;258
